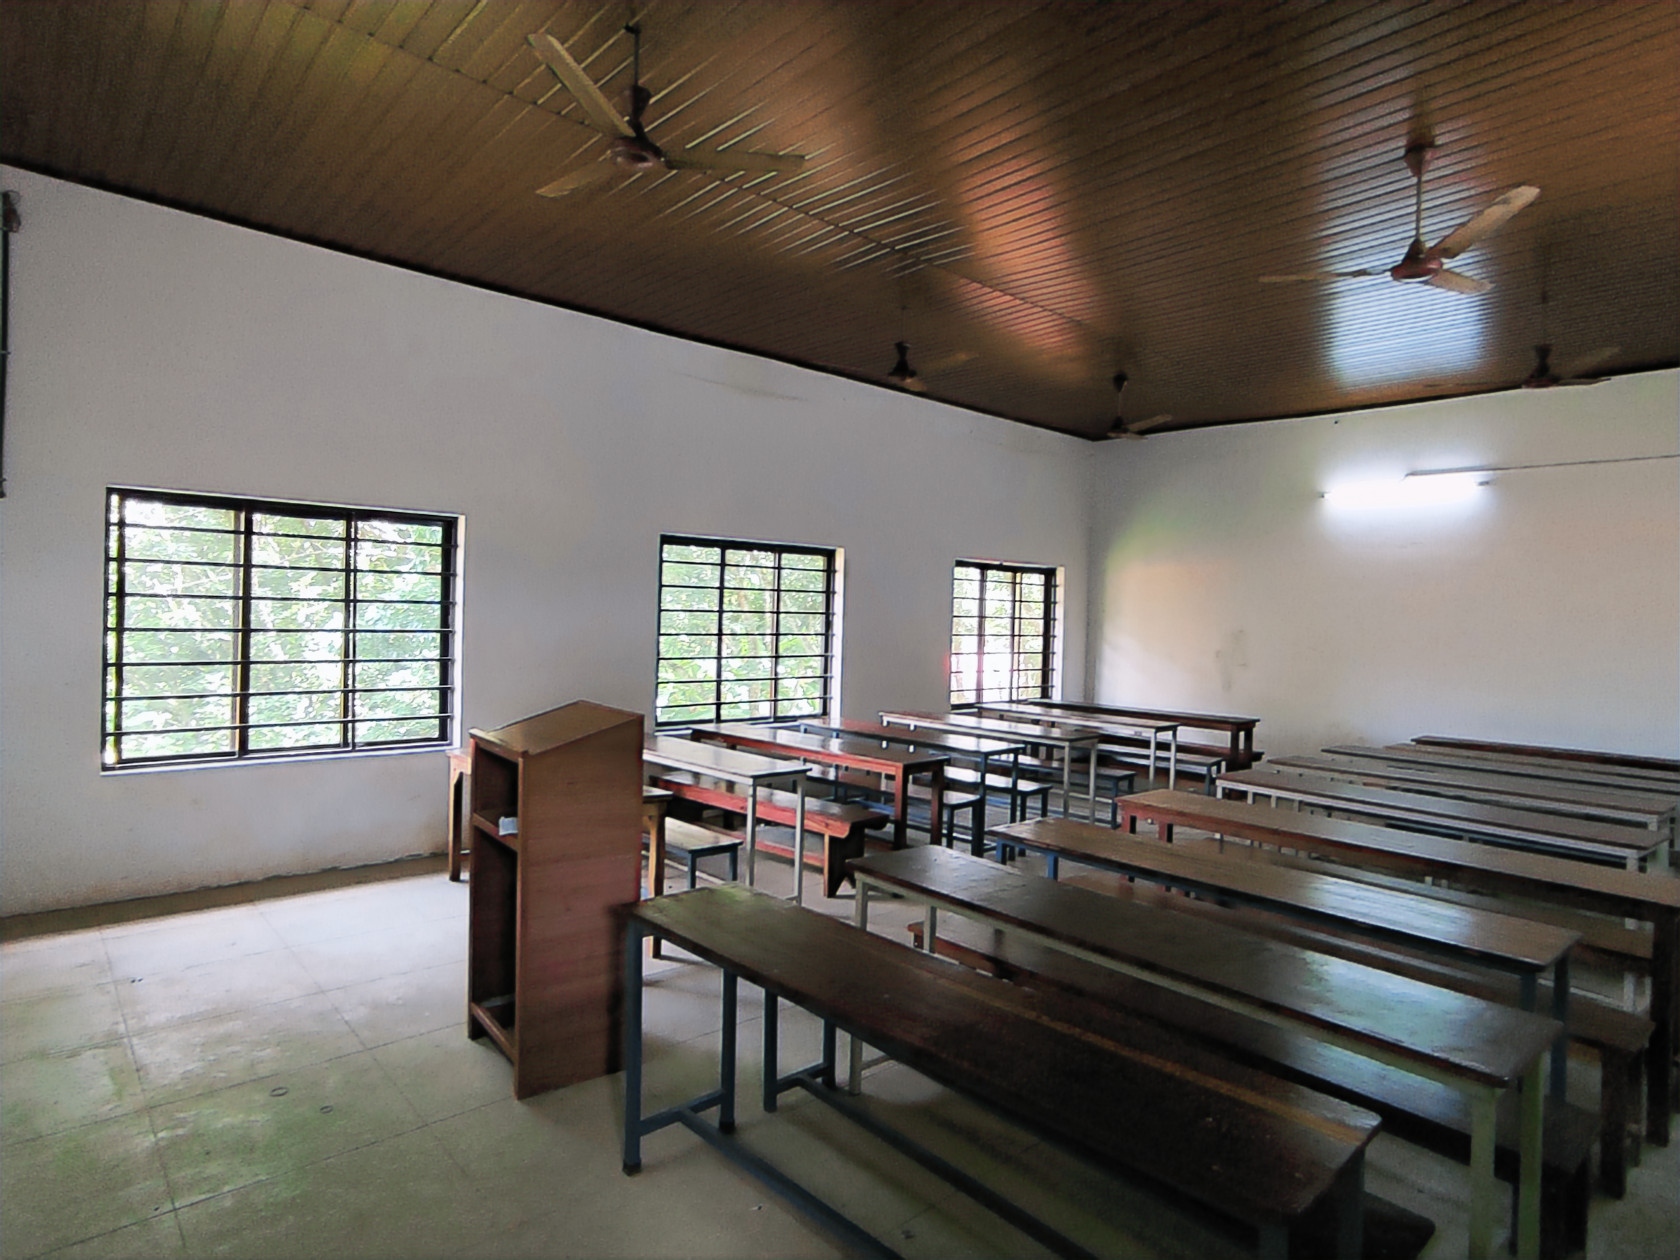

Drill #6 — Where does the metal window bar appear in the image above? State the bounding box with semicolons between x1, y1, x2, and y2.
102;488;458;769
655;535;835;728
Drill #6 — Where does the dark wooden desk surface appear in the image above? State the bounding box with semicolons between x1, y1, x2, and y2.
992;815;1579;975
879;708;1102;747
693;722;948;849
1413;736;1680;778
1268;754;1677;827
1220;767;1662;860
632;884;1379;1224
1329;744;1679;798
693;723;948;775
1389;744;1680;793
1025;698;1261;733
800;717;1027;759
850;847;1561;1090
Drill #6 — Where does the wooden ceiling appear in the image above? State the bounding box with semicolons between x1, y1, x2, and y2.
4;0;1676;438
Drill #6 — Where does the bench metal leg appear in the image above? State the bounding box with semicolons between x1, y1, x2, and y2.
850;882;870;1093
623;919;646;1173
1469;1089;1497;1260
719;970;738;1134
1334;1150;1364;1260
1256;1224;1287;1260
763;992;780;1113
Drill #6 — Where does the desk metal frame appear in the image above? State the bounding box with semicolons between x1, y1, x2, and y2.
880;710;1104;823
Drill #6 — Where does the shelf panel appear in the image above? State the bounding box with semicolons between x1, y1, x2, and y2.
471;813;519;851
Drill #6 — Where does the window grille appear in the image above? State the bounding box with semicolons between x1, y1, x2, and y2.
102;488;458;768
655;535;836;727
949;560;1057;706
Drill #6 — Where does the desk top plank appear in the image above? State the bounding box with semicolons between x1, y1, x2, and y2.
1329;744;1679;798
1221;767;1661;858
973;702;1181;737
643;734;809;782
692;723;948;775
635;885;1378;1223
880;709;1102;747
1413;736;1680;777
797;718;1027;758
1268;755;1676;826
851;847;1561;1089
993;816;1578;974
1119;791;1680;919
1024;699;1261;733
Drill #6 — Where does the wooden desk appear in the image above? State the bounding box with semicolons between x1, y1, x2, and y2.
1117;788;1680;1147
641;735;810;898
792;718;1030;821
1219;767;1665;868
850;846;1559;1260
974;700;1182;790
626;884;1378;1260
1024;699;1262;771
992;814;1579;1096
1329;744;1680;799
880;708;1104;821
1268;753;1677;835
1413;736;1680;778
691;722;948;850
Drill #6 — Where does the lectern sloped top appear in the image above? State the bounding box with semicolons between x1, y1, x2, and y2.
470;699;641;757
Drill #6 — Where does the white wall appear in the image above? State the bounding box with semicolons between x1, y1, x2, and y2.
0;169;1090;914
1087;371;1680;758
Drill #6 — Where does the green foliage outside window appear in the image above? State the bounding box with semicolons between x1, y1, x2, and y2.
656;537;835;726
103;489;457;768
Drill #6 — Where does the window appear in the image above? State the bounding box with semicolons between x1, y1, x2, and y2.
655;535;837;727
949;560;1057;706
102;488;459;769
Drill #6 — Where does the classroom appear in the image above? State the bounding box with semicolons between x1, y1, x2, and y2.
1;4;1676;1259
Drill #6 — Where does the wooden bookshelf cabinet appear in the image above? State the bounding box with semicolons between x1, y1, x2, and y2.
466;700;643;1099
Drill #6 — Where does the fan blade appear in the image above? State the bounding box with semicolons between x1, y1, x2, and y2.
1259;270;1381;282
528;32;633;139
665;149;806;174
1559;345;1619;381
919;349;976;375
1127;413;1174;433
536;162;615;197
1430;185;1540;260
1425;269;1490;295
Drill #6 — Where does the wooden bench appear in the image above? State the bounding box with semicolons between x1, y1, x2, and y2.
907;914;1593;1259
1117;788;1680;1151
802;764;987;852
626;884;1384;1260
849;846;1562;1260
649;770;887;897
657;817;741;888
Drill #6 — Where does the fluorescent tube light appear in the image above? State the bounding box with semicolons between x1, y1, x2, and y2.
1322;470;1488;510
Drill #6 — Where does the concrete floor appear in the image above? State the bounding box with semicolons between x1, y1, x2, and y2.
2;838;1676;1259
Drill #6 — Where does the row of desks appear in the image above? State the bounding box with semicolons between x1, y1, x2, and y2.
1116;788;1680;1149
849;844;1558;1260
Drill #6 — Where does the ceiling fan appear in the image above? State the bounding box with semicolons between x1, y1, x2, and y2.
1520;342;1617;389
1101;373;1173;440
527;23;806;197
1261;142;1539;295
885;342;974;393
